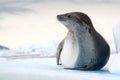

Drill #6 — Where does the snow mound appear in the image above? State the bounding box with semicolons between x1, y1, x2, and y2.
0;41;58;59
113;21;120;53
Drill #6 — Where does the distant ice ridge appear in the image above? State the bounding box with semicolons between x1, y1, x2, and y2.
0;40;58;59
0;40;116;59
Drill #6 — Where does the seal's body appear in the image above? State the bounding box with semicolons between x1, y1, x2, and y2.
56;12;110;70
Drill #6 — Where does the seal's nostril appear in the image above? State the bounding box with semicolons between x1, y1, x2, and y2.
57;15;60;18
57;15;61;19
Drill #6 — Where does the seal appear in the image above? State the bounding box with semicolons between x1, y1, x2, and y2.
56;12;110;70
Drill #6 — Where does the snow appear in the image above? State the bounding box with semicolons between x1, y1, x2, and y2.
0;0;120;79
109;22;120;74
0;42;120;80
0;41;116;58
0;58;120;80
109;54;120;74
0;41;58;59
106;21;120;75
113;21;120;53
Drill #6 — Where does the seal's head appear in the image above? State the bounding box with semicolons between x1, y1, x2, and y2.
57;12;93;33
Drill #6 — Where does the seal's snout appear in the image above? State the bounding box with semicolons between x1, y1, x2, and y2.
57;15;60;20
57;15;66;21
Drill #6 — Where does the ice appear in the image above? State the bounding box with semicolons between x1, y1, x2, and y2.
0;40;119;79
0;40;58;59
109;22;120;74
110;43;116;54
113;21;120;53
0;58;120;80
0;0;120;79
0;41;116;58
109;54;120;74
0;41;120;79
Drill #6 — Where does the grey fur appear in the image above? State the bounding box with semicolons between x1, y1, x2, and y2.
56;12;110;70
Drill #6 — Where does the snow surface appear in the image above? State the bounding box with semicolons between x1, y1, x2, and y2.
0;58;120;80
109;54;120;74
0;42;119;80
0;0;120;79
0;41;58;59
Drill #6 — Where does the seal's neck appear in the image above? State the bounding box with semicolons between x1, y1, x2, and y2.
66;31;78;42
68;28;94;49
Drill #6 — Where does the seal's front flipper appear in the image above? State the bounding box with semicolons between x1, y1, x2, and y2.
56;39;64;65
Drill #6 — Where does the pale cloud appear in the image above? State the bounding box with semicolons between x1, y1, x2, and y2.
0;0;119;14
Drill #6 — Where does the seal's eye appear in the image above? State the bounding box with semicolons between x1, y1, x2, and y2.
67;15;71;18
